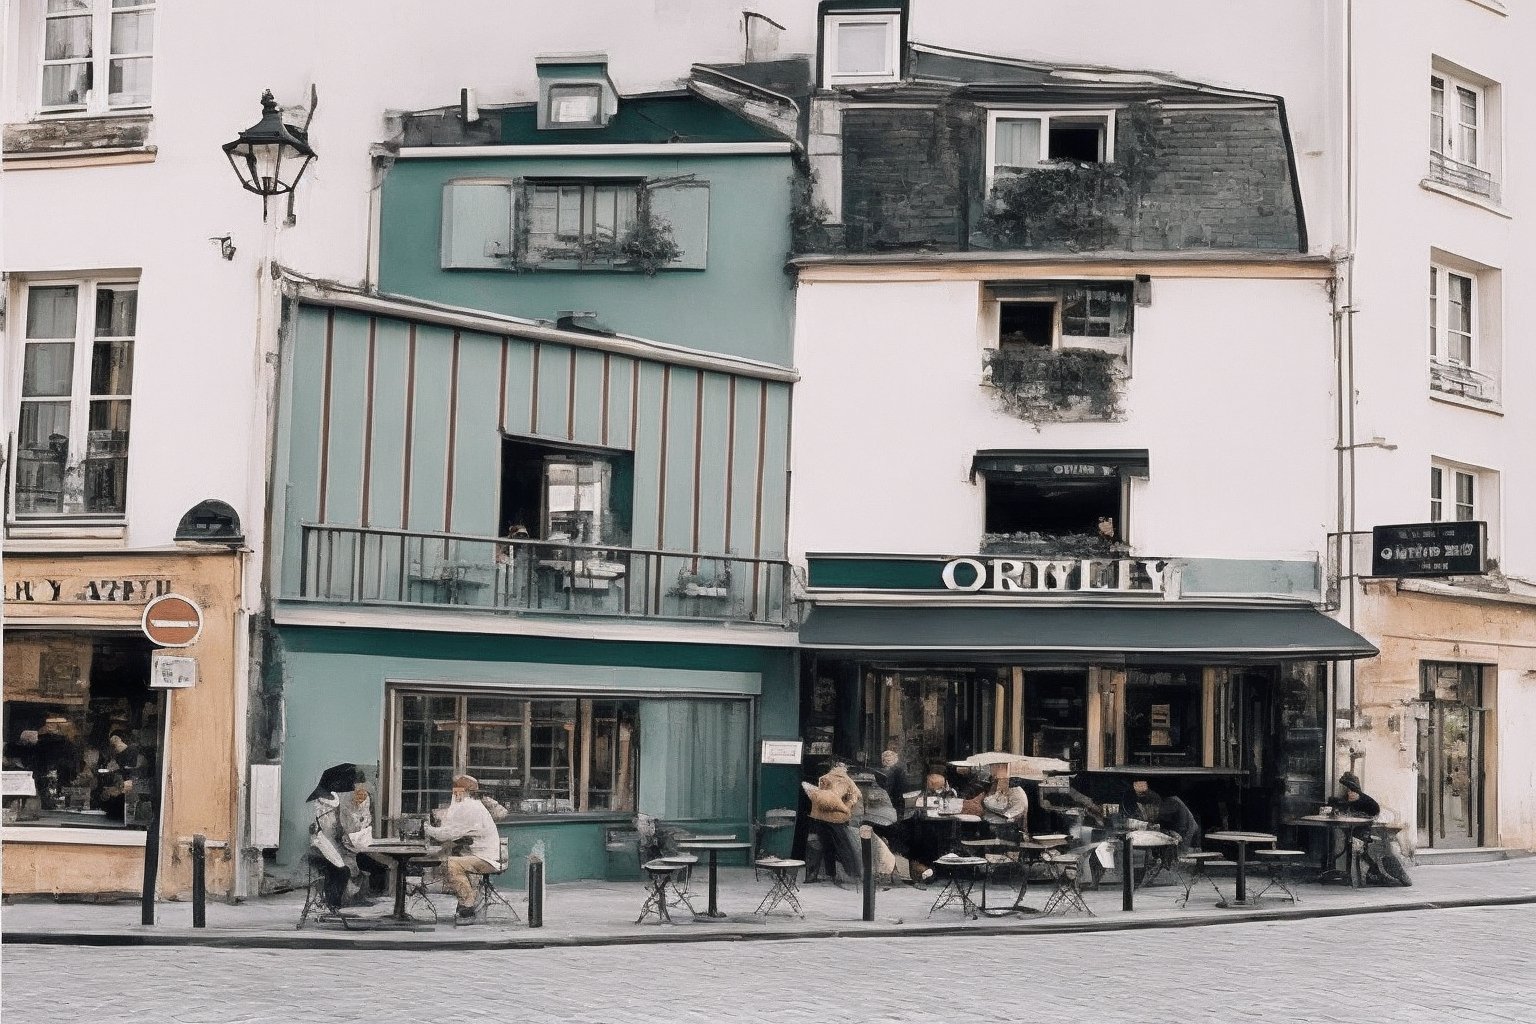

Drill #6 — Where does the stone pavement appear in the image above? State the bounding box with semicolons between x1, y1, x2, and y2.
3;856;1535;950
3;904;1534;1023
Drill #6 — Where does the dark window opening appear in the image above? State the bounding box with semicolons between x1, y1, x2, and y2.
999;302;1054;348
1048;124;1105;163
984;476;1121;540
1124;668;1203;767
499;437;633;546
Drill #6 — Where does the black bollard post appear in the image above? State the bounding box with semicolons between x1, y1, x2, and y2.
527;857;544;928
1121;833;1134;912
140;810;161;926
191;834;207;928
859;825;875;922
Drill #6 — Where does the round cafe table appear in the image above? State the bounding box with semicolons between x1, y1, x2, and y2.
364;841;442;923
1293;814;1377;887
1202;831;1276;908
677;840;752;918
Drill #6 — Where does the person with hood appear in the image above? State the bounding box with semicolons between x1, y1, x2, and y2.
306;763;375;910
1330;771;1382;818
803;760;863;886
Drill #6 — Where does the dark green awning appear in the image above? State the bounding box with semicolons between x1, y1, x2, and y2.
798;605;1376;663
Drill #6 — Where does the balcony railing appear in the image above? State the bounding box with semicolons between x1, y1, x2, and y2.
1427;151;1500;203
1430;360;1499;405
295;524;794;627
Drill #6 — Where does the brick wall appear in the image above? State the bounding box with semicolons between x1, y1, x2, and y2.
838;100;1301;253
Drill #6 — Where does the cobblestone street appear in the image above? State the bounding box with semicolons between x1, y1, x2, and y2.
5;904;1533;1023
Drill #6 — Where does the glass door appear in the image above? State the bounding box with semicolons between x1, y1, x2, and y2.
1416;663;1486;849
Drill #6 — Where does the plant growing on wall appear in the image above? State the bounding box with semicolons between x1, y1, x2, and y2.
789;170;833;253
984;345;1123;425
980;161;1129;250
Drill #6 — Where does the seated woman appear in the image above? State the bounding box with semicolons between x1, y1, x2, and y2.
305;763;376;910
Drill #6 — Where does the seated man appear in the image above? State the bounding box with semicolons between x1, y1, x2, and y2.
424;774;501;923
980;762;1029;824
1329;771;1382;818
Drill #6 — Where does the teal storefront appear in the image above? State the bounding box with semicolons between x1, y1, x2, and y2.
270;626;798;884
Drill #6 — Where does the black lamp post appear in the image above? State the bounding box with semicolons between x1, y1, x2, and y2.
223;90;316;219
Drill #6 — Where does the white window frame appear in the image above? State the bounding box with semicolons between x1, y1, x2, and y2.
1430;462;1477;522
38;0;156;117
986;109;1117;191
822;12;902;86
1428;263;1476;368
546;83;603;127
1430;73;1483;168
8;275;138;522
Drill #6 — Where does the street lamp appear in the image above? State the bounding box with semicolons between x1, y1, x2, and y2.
222;90;316;219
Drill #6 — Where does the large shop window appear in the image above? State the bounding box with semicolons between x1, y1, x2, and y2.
12;279;137;519
1;633;164;829
1122;668;1203;767
391;690;750;821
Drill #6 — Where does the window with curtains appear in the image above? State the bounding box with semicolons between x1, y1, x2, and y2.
11;278;137;519
39;0;155;114
390;690;751;820
989;110;1116;182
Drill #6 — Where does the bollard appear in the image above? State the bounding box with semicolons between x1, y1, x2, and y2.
1121;833;1134;912
859;824;875;922
140;810;161;925
527;857;544;928
191;834;208;928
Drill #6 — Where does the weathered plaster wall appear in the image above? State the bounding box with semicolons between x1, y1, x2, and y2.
1348;583;1536;851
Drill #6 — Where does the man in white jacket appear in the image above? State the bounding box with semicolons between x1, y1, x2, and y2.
424;774;501;922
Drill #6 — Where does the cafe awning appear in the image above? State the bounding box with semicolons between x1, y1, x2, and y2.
798;605;1377;663
970;449;1151;482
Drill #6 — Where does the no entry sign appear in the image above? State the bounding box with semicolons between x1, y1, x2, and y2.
141;594;204;647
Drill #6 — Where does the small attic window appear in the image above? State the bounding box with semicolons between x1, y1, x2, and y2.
823;12;901;85
549;84;602;127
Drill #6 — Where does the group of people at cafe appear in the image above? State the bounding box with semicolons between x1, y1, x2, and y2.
304;764;503;923
800;749;1401;890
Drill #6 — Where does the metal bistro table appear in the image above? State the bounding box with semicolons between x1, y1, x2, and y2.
365;841;442;924
1293;814;1377;887
677;840;752;919
1202;831;1277;909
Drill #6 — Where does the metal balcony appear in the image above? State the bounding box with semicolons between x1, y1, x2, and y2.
1427;151;1500;203
1430;360;1499;405
295;524;794;627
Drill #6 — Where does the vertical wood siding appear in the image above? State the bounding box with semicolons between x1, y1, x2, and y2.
280;306;790;598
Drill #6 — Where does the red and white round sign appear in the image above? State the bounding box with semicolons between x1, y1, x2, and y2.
141;594;204;648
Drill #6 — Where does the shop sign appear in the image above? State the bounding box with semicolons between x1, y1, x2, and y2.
1371;522;1486;577
141;594;204;647
941;557;1167;594
6;576;173;604
761;740;804;765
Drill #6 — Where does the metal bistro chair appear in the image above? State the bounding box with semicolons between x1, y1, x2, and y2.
469;837;521;925
1175;851;1232;907
296;858;357;930
1040;847;1095;917
1252;848;1307;904
638;859;694;924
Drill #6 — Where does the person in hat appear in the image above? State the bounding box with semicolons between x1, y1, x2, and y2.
1330;771;1381;818
424;774;501;922
306;763;376;909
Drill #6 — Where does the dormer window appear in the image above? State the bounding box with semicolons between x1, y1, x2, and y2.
535;54;616;131
988;110;1116;181
548;83;601;127
822;11;901;85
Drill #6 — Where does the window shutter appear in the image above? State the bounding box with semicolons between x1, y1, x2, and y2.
646;180;710;270
441;181;515;269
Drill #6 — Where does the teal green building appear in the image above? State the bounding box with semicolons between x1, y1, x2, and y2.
265;59;801;884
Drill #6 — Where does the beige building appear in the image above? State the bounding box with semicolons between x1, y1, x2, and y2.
3;550;244;898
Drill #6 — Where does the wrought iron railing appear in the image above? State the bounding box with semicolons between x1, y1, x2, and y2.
295;524;794;626
1427;151;1500;203
1430;360;1499;404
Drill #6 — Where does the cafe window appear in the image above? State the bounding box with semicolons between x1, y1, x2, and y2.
390;690;752;821
500;437;633;546
984;472;1124;542
1;632;164;829
1122;668;1203;767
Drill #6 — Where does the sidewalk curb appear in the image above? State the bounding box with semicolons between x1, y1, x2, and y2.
6;893;1534;952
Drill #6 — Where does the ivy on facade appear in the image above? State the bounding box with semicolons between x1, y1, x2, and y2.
984;346;1123;425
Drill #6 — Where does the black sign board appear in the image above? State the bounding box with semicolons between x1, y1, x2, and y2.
1371;521;1487;577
